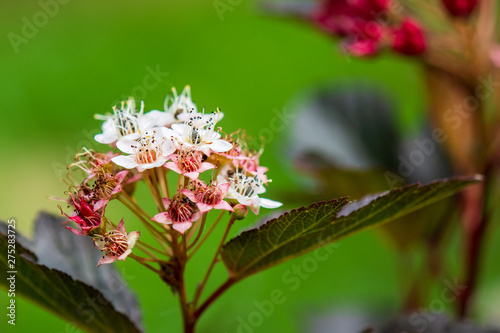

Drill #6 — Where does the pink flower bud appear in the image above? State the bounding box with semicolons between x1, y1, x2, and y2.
441;0;478;17
232;204;248;220
392;19;426;56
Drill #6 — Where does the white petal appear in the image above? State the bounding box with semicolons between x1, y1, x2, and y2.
171;123;186;135
126;231;141;248
237;195;256;207
149;157;169;169
158;127;179;140
101;118;115;132
256;185;267;195
176;112;193;123
209;139;233;153
155;111;175;127
163;141;177;156
94;133;117;144
116;139;138;154
139;112;158;131
200;129;221;140
120;132;141;142
112;155;138;169
259;198;283;209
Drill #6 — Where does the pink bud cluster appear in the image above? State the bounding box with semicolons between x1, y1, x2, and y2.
312;0;427;57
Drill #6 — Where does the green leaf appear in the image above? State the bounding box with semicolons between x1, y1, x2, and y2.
0;222;142;333
221;176;481;280
287;85;456;250
15;212;142;327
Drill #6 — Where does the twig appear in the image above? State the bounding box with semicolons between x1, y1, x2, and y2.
193;217;235;307
188;210;226;257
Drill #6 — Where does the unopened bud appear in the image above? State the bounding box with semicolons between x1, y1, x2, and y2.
232;204;248;220
392;19;426;56
441;0;478;17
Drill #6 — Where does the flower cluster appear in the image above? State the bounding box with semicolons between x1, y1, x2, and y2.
312;0;426;56
59;86;282;267
310;0;479;57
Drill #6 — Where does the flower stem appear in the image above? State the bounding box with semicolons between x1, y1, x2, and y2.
458;164;493;317
137;239;167;256
129;253;161;274
195;277;236;319
187;214;207;251
135;242;163;260
118;196;172;254
188;210;226;257
119;190;153;220
144;170;165;212
166;226;195;333
157;167;170;198
177;174;185;192
193;216;235;307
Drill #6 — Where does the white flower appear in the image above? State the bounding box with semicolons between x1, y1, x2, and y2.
224;173;282;215
150;86;223;127
171;110;233;156
112;127;177;172
94;98;156;145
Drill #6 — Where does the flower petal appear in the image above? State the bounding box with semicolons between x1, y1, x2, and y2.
184;171;200;180
117;249;132;261
259;198;283;209
214;200;234;212
165;161;183;175
171;123;187;135
180;189;197;202
249;204;260;215
97;255;118;267
218;182;231;194
112;155;138;169
115;170;129;182
117;218;126;233
94;199;109;212
120;132;141;142
196;202;213;213
209;139;233;153
198;162;216;173
151;212;172;224
162;197;171;209
116;139;138;154
126;231;140;249
65;226;85;236
172;222;193;234
161;139;177;157
94;133;118;144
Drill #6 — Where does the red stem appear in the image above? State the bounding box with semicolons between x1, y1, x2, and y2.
458;164;492;318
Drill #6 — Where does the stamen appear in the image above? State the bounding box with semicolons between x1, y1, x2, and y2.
167;195;196;223
99;230;129;257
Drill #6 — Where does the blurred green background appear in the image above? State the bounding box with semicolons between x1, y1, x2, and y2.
1;0;499;332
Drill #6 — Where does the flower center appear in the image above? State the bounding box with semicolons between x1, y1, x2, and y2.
196;186;223;205
183;110;220;145
134;134;162;164
232;173;261;197
93;173;118;199
113;109;139;137
168;197;196;223
177;149;203;173
190;128;202;144
100;230;128;257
